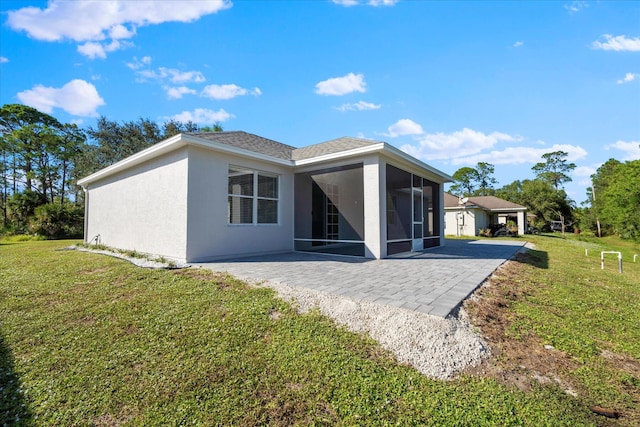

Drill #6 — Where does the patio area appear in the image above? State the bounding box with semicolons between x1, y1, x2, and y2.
195;239;527;317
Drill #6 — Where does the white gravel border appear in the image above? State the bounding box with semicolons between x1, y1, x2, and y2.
71;246;190;269
254;279;489;380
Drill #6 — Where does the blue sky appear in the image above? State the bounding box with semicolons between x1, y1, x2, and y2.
1;0;639;203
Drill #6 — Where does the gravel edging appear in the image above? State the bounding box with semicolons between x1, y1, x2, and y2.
252;279;489;380
72;246;190;269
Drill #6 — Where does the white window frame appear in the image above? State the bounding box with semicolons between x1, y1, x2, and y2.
228;166;279;225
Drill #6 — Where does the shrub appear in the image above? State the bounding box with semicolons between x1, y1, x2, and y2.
28;203;84;238
6;190;42;232
0;233;47;242
477;228;492;237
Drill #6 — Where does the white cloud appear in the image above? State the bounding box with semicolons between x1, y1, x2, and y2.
6;0;231;58
332;0;359;6
400;127;521;160
513;41;524;48
16;79;105;117
617;72;640;84
576;163;604;186
564;1;589;13
336;101;381;111
109;24;136;40
449;144;588;166
387;119;424;138
128;60;262;102
574;165;597;177
125;56;152;70
201;84;262;100
77;39;129;59
137;67;206;84
166;108;234;124
605;140;640;160
77;42;107;60
164;86;197;100
0;56;8;63
315;73;366;96
591;34;640;52
368;0;399;5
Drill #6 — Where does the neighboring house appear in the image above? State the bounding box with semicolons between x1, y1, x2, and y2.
78;132;453;262
444;193;528;237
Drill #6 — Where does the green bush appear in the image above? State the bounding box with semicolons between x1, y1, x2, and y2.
28;203;84;238
477;228;492;237
0;233;47;242
6;190;43;232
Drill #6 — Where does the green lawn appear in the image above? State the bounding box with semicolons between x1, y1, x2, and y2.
507;235;640;419
1;237;637;426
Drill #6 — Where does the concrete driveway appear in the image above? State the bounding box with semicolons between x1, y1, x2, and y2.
195;239;527;317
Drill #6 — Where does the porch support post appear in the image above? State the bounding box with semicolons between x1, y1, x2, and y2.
439;187;445;246
517;210;526;235
363;156;384;259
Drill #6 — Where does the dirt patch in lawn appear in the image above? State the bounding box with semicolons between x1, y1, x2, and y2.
463;251;636;425
173;269;236;289
464;252;579;395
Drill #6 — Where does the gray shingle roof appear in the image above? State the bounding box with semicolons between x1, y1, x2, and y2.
291;137;379;161
189;131;296;160
444;193;526;211
192;133;382;162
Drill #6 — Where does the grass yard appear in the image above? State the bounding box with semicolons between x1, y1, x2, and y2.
466;234;640;426
0;237;638;426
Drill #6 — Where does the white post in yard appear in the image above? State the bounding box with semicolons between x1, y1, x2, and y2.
601;251;622;273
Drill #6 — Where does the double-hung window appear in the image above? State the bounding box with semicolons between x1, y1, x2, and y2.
228;166;278;224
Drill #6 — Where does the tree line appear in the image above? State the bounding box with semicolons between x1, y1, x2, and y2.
0;103;221;238
2;102;637;242
449;150;639;242
582;159;640;241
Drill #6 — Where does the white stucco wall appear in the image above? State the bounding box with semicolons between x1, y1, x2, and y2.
446;209;526;236
85;148;189;260
475;210;491;231
83;138;451;261
445;208;488;237
184;146;294;262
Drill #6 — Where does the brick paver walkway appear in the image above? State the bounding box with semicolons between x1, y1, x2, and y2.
195;239;527;317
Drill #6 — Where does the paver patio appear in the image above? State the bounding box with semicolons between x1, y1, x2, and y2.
195;239;527;317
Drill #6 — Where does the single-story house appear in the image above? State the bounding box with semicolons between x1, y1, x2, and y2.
78;132;453;262
444;192;528;237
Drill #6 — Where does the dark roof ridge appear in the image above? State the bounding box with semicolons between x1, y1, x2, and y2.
188;131;296;160
443;192;526;210
291;136;380;161
188;130;297;150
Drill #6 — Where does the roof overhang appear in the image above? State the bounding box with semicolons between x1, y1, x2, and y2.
489;207;528;212
292;142;452;183
292;142;385;167
445;205;527;212
78;133;454;187
380;143;454;182
78;133;292;187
